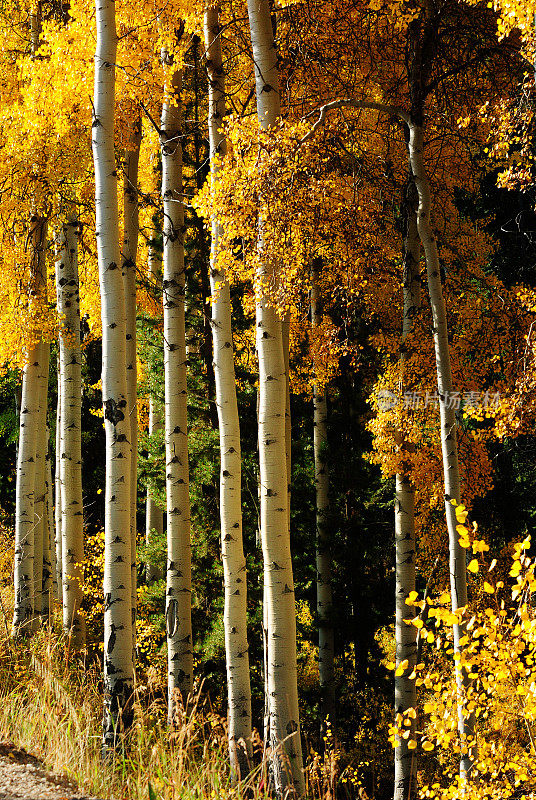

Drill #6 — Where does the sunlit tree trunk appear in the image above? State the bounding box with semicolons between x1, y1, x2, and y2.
205;6;252;778
92;0;134;746
145;244;164;586
44;427;54;615
393;176;421;800
13;217;48;636
123;119;142;648
56;218;85;648
408;120;473;778
311;260;335;732
160;62;193;719
54;374;62;602
282;316;291;533
247;0;305;793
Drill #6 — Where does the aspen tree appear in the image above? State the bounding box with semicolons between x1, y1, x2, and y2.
123;120;142;645
311;259;335;731
145;243;164;586
92;0;134;745
160;59;194;719
394;176;421;800
13;217;48;636
205;6;252;777
247;0;305;793
56;218;85;647
54;373;62;601
43;429;58;616
32;218;49;626
407;116;474;777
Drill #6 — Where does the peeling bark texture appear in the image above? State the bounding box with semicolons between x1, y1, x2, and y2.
393;177;420;800
54;371;62;602
408;121;473;778
122;118;142;651
13;216;48;637
145;244;164;586
205;6;252;779
92;0;134;747
311;261;335;733
160;63;194;720
247;0;305;794
56;219;85;649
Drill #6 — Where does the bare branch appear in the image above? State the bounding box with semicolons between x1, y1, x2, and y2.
300;98;410;143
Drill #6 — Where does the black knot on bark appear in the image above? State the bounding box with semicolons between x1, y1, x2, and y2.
104;398;125;426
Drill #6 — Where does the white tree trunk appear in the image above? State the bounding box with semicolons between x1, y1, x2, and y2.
92;0;134;745
145;245;164;586
205;6;252;777
160;64;194;719
123;121;142;648
247;0;305;793
394;180;421;800
45;427;55;612
408;122;473;778
13;216;48;635
54;372;62;602
56;219;85;648
33;322;50;624
311;261;335;731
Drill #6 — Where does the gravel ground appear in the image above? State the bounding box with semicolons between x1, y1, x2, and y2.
0;742;103;800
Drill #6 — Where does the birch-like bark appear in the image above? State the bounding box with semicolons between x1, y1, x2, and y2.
394;178;421;800
282;316;291;533
145;244;164;586
31;219;49;627
123;120;142;647
311;261;335;731
205;6;252;777
247;0;305;793
408;121;473;778
13;217;48;636
44;428;54;614
56;219;85;648
160;63;194;719
54;376;62;602
92;0;134;745
13;355;39;635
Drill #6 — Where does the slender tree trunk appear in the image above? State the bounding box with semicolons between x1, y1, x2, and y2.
205;6;252;778
160;62;194;719
31;218;49;627
123;119;142;650
311;261;335;732
393;177;421;800
54;373;62;602
13;217;48;636
145;244;164;586
247;0;305;794
92;0;134;746
56;218;85;648
45;427;54;615
282;316;291;533
408;121;473;778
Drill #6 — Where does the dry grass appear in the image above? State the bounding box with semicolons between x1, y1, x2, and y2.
0;618;274;800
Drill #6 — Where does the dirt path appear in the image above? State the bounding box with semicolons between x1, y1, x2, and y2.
0;743;102;800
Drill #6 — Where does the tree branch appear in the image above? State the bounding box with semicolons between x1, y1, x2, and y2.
300;98;410;143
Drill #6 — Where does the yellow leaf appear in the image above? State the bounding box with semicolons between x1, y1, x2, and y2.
406;591;418;605
468;560;479;573
395;659;409;676
408;740;417;750
422;741;434;752
484;582;495;594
